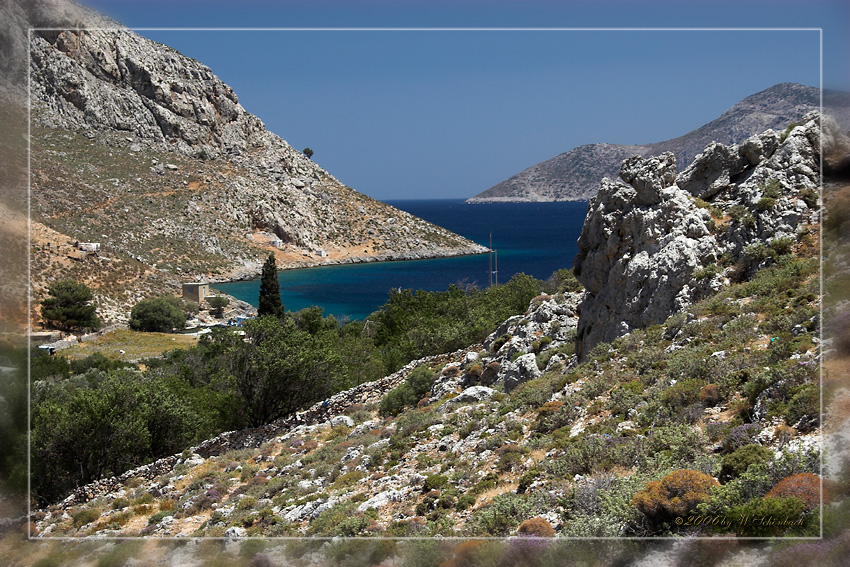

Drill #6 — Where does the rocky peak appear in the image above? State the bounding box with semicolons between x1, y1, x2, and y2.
574;111;845;359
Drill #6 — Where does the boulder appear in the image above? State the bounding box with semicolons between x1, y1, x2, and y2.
439;385;495;411
502;354;542;392
223;526;246;538
356;490;404;512
329;415;355;428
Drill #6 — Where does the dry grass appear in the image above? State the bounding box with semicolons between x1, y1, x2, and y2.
62;329;197;361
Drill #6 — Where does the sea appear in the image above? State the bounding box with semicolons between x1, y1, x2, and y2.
215;200;589;320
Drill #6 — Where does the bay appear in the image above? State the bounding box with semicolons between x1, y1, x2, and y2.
215;199;588;320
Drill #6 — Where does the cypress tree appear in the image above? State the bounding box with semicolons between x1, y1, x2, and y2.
258;253;283;317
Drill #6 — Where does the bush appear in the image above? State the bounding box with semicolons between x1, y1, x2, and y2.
609;381;644;418
729;496;808;537
379;382;415;417
129;296;187;332
784;384;819;431
721;423;763;453
71;508;101;528
632;469;718;523
208;296;230;317
765;473;821;510
698;384;722;406
491;334;512;353
147;510;173;525
516;516;555;537
496;444;527;472
719;444;773;483
423;474;449;492
661;379;703;413
456;493;476;511
545;268;584;294
379;366;436;417
470;493;535;536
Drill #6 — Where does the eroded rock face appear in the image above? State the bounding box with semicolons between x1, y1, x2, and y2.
574;165;719;357
574;112;844;359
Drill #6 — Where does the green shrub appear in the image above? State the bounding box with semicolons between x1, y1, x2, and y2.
535;400;579;434
379;366;436;417
208;296;230;317
780;123;798;143
693;198;722;219
423;474;449;492
491;334;512;353
719;444;773;483
470;493;535;536
770;237;796;256
546;268;584;293
496;444;527;472
660;379;704;417
762;178;783;198
784;384;819;431
609;381;644;418
71;508;101;528
505;376;556;412
129;296;187;332
470;473;501;495
729;496;808;537
147;510;173;525
331;470;366;490
693;263;720;280
517;468;541;494
379;383;415;417
456;493;476;511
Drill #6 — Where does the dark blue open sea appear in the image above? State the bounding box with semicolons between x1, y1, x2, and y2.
215;200;588;320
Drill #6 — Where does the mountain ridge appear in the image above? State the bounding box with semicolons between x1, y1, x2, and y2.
467;82;850;203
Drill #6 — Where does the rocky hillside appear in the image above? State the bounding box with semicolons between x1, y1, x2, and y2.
467;83;850;203
13;113;850;566
23;0;486;320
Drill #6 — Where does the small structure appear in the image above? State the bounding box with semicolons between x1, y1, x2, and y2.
30;330;61;344
78;242;100;253
316;248;328;258
182;282;210;305
269;238;283;248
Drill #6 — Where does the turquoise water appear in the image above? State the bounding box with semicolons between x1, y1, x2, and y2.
215;200;588;320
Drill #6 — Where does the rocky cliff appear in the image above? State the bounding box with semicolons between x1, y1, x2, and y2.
467;83;850;203
23;0;486;319
574;111;848;358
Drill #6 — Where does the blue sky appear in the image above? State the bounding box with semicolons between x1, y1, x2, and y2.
79;0;848;200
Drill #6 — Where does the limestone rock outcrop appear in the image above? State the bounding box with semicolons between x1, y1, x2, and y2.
574;111;845;358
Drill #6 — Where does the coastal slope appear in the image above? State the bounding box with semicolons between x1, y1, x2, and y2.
24;0;486;320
